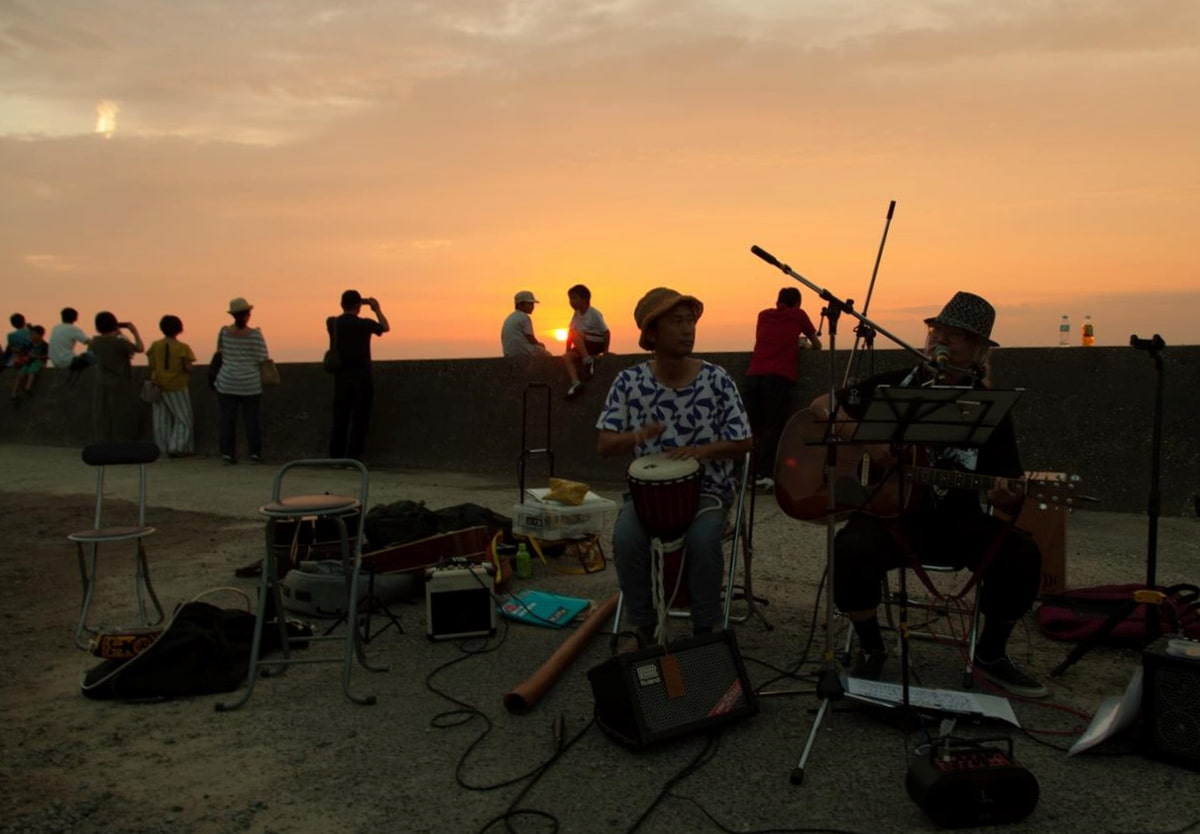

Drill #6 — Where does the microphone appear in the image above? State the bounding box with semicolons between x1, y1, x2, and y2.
750;245;781;268
932;344;952;381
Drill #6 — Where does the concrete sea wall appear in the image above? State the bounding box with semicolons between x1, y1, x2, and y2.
3;346;1197;515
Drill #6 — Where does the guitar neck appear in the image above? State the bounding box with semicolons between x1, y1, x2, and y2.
905;466;1023;495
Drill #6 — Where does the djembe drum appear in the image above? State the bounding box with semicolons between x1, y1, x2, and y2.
627;453;702;609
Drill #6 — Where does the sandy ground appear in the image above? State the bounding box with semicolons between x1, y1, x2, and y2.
3;443;1200;834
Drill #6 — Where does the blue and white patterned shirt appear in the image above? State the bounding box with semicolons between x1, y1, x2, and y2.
597;360;751;503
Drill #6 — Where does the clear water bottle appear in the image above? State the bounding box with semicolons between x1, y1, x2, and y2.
1081;315;1095;347
1058;315;1070;347
515;543;532;579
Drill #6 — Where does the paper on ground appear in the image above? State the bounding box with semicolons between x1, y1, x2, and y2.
1067;665;1142;756
845;678;1021;727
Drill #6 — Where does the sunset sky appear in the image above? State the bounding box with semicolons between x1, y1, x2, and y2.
2;1;1197;362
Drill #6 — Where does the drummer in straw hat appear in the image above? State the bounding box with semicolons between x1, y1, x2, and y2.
596;288;753;647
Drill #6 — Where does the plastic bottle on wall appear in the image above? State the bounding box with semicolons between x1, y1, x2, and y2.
1081;315;1095;347
515;543;532;579
1058;315;1071;347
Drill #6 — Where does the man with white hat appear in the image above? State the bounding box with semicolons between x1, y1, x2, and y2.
596;287;753;647
501;290;551;358
811;290;1047;697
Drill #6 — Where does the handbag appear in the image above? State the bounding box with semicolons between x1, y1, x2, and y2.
322;317;341;374
140;380;163;404
207;329;224;390
260;358;281;387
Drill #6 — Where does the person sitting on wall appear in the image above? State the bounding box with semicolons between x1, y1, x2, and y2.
563;283;610;401
501;291;552;358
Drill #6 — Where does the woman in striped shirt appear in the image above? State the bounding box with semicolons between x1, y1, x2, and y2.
214;297;270;464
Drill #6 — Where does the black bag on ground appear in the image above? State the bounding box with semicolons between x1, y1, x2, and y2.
81;601;280;701
363;500;440;550
434;503;513;542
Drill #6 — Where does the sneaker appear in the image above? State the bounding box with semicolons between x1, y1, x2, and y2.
754;476;774;493
249;454;264;464
974;655;1049;698
221;455;237;466
565;381;584;400
850;650;888;681
583;356;596;379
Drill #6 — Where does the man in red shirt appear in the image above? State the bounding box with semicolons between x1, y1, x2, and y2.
745;287;821;490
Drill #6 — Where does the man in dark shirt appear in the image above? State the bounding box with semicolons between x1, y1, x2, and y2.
745;287;821;490
813;291;1046;697
328;290;389;461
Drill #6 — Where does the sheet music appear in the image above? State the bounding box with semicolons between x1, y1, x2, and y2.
844;678;1021;727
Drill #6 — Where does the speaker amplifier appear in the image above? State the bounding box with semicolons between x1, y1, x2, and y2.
426;564;496;640
1142;636;1200;769
587;630;757;749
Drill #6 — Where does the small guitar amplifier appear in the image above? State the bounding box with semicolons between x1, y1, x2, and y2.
425;563;496;640
906;737;1039;828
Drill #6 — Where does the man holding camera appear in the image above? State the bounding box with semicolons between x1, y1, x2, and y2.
327;290;389;462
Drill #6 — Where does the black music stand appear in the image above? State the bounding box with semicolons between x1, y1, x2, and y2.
838;385;1021;712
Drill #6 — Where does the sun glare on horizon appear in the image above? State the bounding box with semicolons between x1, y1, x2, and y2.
553;328;568;342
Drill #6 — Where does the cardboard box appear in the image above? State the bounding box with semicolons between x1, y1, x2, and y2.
512;489;617;540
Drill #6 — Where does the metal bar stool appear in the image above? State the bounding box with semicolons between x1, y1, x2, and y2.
217;459;386;711
68;442;165;650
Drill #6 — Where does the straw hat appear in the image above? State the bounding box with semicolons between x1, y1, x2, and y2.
633;287;703;351
228;297;254;315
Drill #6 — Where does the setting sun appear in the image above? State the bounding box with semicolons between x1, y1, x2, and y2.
553;329;568;342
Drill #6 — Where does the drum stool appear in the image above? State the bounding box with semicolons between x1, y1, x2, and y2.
216;459;387;711
68;442;166;650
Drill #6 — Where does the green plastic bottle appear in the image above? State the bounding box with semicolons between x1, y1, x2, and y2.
515;543;532;579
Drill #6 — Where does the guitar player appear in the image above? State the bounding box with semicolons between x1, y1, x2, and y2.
812;291;1047;698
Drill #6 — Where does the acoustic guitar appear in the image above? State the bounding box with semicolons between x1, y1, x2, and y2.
773;409;1085;522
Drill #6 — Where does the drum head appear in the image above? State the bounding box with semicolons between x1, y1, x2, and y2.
627;452;700;482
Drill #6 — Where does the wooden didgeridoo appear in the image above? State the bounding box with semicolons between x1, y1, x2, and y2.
503;592;620;715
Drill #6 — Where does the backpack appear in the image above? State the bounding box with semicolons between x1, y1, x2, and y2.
1036;583;1200;645
81;601;283;700
363;500;440;550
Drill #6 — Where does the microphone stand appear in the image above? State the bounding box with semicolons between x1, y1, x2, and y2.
749;245;959;785
1051;334;1170;676
841;199;895;390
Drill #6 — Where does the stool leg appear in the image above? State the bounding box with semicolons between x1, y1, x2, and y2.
75;541;99;650
134;539;165;627
216;523;280;711
334;516;380;706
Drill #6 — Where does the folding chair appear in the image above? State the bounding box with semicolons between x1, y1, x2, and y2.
68;442;165;650
883;560;982;689
216;459;387;711
610;450;758;650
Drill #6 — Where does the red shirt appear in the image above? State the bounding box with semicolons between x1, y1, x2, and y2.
746;304;817;381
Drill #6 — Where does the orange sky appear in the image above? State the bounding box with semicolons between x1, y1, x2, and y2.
2;1;1197;362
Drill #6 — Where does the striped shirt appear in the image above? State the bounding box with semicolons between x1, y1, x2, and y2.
214;326;269;396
